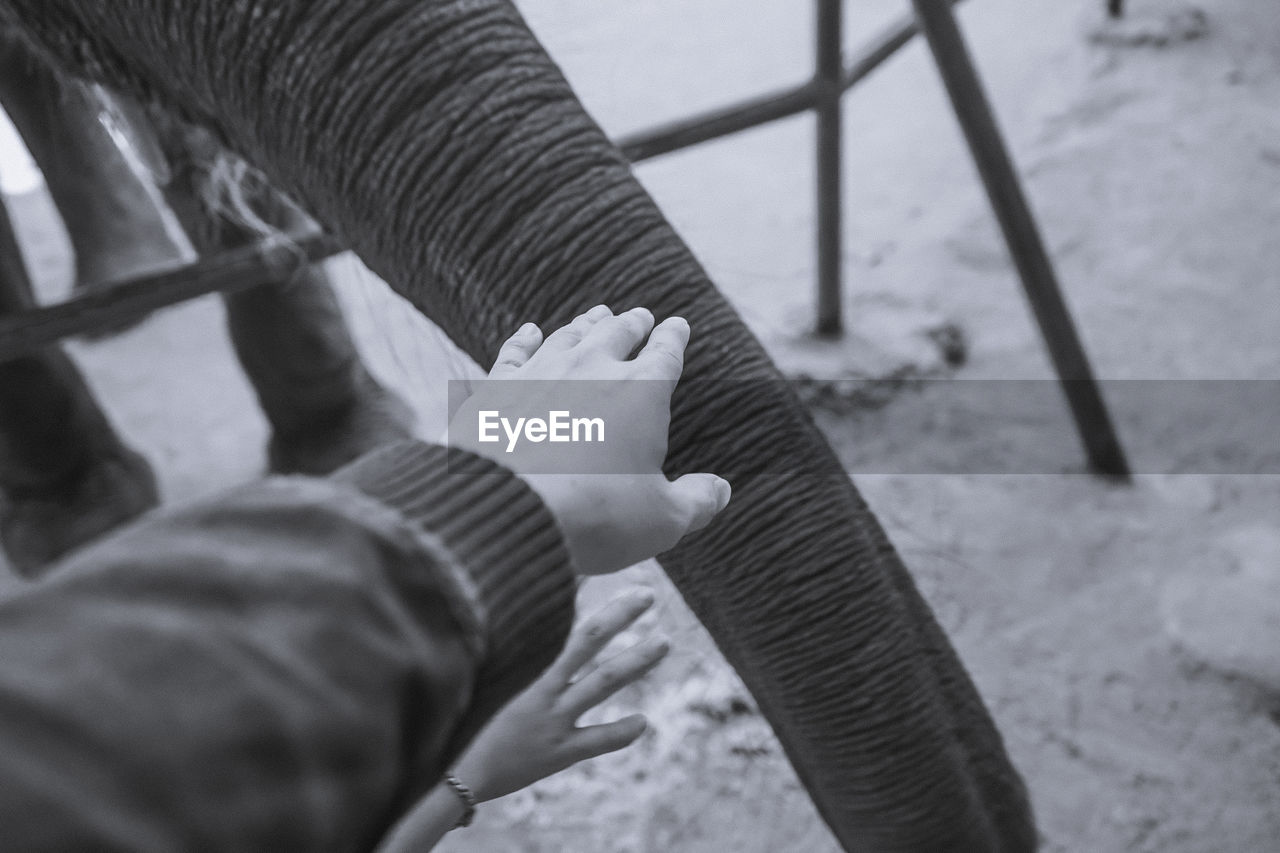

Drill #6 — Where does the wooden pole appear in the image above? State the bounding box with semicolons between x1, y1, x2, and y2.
815;0;844;336
911;0;1130;478
617;3;966;163
0;231;343;362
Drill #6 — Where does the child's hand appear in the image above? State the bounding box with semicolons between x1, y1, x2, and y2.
450;306;732;575
375;591;665;851
452;589;666;802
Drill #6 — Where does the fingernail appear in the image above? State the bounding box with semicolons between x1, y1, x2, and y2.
651;638;670;656
714;477;732;510
632;589;655;608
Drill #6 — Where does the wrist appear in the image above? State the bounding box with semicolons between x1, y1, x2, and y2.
451;752;496;803
332;442;576;744
442;773;478;827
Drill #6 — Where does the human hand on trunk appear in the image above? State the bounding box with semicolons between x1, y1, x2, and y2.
449;305;731;575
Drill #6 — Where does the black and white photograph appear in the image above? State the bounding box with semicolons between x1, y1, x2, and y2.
0;0;1276;850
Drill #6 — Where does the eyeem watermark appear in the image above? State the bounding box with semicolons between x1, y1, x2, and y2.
448;378;1280;476
478;410;605;453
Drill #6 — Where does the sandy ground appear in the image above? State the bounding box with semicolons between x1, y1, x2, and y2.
4;0;1280;850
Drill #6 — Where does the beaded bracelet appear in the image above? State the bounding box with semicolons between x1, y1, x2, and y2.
443;773;477;828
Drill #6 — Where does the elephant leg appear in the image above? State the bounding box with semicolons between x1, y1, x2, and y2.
153;134;415;476
0;33;179;295
223;270;418;476
0;198;158;577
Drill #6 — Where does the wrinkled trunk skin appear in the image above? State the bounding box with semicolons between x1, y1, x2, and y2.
4;1;1035;849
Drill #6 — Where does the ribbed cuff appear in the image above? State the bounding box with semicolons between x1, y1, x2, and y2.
332;441;576;746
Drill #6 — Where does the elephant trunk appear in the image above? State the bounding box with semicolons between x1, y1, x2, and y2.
7;0;1035;848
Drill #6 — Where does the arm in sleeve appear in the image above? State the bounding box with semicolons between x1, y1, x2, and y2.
0;442;575;852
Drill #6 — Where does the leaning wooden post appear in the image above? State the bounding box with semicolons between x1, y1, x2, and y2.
911;0;1130;478
815;0;844;336
0;232;344;362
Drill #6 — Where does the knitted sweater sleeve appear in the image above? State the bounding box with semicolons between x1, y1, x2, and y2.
0;442;575;851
